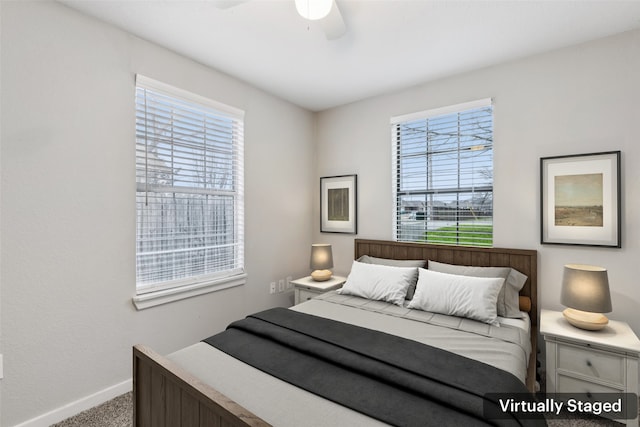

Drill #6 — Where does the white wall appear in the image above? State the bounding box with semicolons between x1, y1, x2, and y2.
3;1;640;424
314;30;640;335
0;2;314;425
0;0;3;421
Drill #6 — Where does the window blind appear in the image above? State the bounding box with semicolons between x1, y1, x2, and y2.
392;99;493;247
135;75;244;294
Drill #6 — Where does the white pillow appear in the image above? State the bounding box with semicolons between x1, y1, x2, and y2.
338;261;417;306
427;260;527;319
356;255;425;300
408;268;504;325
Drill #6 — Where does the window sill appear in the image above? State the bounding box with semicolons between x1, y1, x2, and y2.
132;273;247;310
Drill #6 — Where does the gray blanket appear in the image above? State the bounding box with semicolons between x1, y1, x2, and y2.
205;308;545;427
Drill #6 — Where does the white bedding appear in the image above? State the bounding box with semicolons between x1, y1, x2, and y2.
168;294;531;427
299;292;530;382
499;312;531;334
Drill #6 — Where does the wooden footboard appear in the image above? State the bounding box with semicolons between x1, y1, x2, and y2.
133;344;271;427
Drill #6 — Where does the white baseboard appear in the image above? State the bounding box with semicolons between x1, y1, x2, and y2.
12;379;132;427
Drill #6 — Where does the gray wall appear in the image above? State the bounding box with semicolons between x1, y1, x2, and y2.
314;29;640;335
0;2;315;425
3;1;640;425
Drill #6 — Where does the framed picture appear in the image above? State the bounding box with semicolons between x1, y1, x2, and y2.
540;151;621;247
320;174;357;234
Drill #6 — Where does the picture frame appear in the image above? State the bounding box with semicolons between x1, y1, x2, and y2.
320;174;357;234
540;151;621;247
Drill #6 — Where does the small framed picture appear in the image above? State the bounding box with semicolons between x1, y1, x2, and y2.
320;175;357;234
540;151;621;247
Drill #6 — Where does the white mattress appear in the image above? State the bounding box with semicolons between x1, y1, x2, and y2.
168;296;531;427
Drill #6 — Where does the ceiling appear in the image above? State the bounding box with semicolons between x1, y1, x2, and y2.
59;0;640;112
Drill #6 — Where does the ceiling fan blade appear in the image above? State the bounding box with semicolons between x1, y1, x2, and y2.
212;0;250;9
320;0;347;40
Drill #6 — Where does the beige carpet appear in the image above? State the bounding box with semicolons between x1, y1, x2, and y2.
51;392;636;427
51;393;132;427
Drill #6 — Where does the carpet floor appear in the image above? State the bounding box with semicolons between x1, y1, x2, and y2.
50;392;635;426
51;393;132;427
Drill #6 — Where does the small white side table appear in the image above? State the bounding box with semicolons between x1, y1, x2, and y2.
541;309;640;426
291;275;346;305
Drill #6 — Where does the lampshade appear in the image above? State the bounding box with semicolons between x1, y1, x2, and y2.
310;244;333;270
561;264;612;330
310;244;333;281
295;0;332;20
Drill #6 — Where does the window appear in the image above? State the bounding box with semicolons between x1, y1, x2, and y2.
134;75;245;308
392;99;493;247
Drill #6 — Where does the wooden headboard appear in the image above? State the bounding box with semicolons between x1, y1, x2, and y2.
354;239;539;392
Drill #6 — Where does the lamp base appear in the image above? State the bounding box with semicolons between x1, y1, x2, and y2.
311;269;332;281
563;308;609;331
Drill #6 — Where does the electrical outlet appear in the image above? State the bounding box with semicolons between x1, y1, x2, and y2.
278;279;285;292
286;276;293;290
269;282;276;294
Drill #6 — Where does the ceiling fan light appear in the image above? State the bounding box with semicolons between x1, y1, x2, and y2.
295;0;333;20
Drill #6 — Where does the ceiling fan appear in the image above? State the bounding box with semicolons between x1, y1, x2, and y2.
214;0;347;40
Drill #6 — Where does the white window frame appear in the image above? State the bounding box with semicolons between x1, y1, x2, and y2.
133;75;245;310
391;98;494;247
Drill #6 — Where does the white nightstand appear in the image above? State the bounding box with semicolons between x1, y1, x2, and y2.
292;275;346;305
541;309;640;426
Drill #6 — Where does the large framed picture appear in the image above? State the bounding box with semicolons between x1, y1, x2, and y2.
540;151;621;247
320;174;357;234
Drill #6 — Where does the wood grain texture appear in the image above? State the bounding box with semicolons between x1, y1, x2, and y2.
133;345;270;427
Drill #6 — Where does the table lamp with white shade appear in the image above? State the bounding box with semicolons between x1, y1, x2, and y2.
561;264;612;331
310;244;333;282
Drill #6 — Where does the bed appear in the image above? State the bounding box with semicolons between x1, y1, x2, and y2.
133;238;539;427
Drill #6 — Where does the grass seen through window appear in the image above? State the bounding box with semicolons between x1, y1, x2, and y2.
423;224;493;247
